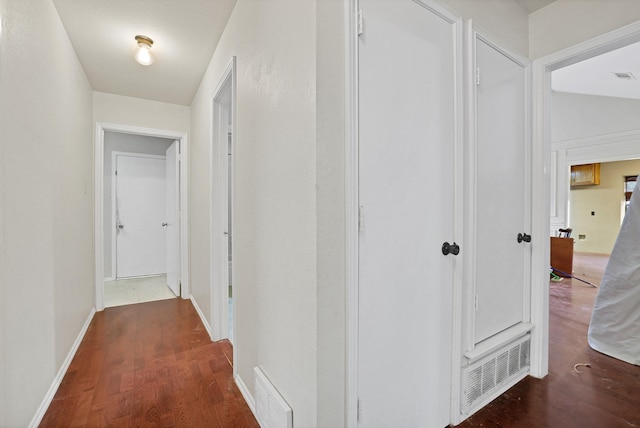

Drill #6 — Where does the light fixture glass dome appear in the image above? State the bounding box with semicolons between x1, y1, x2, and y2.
134;35;155;66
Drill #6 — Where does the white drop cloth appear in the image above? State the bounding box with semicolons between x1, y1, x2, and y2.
588;176;640;366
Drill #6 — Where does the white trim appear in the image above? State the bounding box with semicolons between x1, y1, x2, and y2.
448;13;465;427
94;122;190;311
111;151;167;280
235;373;257;417
345;0;359;426
530;19;640;379
29;308;96;428
190;296;212;338
210;57;236;345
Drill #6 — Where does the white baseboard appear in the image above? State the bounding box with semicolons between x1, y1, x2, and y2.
235;373;257;416
103;276;114;282
190;296;212;339
29;307;96;428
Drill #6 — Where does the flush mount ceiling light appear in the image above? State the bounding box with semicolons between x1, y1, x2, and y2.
134;35;155;66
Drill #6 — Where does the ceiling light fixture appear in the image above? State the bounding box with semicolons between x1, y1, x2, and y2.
134;35;155;66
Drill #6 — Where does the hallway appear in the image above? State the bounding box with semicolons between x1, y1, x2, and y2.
40;299;258;427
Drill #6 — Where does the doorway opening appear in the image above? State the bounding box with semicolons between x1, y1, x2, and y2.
94;123;189;311
532;21;640;378
211;58;236;345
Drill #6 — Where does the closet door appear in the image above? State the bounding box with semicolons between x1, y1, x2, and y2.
470;31;531;345
357;1;460;426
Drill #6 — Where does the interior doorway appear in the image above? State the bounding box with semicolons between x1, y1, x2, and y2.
94;124;189;311
211;58;236;344
532;20;640;379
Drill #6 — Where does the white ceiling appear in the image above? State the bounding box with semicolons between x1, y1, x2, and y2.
552;41;640;100
52;0;237;106
53;0;635;106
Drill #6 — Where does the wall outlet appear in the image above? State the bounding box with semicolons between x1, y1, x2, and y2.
579;234;586;240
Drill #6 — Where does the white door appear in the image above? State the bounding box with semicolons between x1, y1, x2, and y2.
165;141;180;296
472;36;530;344
115;154;166;278
358;1;457;426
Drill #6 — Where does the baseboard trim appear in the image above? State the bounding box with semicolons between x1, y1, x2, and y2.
235;373;257;417
29;307;96;428
190;296;212;338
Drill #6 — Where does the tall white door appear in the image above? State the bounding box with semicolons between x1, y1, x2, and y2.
358;1;457;426
115;154;166;278
472;36;530;344
165;141;180;296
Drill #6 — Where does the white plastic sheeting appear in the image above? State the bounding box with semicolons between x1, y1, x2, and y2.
588;177;640;366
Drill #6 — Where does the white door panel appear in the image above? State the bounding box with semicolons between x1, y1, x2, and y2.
116;155;166;278
473;38;530;344
358;1;456;426
166;141;180;296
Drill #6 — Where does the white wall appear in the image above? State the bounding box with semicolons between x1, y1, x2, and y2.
550;92;640;234
93;91;190;133
190;0;318;425
0;0;94;425
553;92;640;141
530;0;640;59
442;0;529;56
103;132;174;279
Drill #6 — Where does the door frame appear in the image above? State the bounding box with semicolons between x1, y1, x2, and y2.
345;1;464;425
111;151;167;280
210;57;236;345
94;123;189;311
531;20;640;378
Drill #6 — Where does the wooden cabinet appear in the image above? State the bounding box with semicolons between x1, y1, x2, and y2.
571;163;600;186
550;237;574;277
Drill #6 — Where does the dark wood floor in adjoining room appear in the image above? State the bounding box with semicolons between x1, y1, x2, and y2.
457;253;640;428
40;299;258;427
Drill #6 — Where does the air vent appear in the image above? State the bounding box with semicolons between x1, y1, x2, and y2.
614;72;636;80
254;367;293;428
461;335;531;415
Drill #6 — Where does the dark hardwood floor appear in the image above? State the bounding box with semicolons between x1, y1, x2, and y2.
457;253;640;427
40;299;258;427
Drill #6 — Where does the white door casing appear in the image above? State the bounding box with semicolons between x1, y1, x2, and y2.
115;153;167;278
356;1;460;426
469;30;532;346
166;141;180;296
211;58;235;344
95;123;189;311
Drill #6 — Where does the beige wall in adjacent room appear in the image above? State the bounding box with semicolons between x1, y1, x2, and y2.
571;159;640;254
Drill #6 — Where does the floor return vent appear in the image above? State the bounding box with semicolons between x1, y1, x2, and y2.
254;367;293;428
462;334;531;415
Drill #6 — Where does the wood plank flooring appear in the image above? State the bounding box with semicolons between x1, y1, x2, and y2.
40;299;258;427
456;253;640;427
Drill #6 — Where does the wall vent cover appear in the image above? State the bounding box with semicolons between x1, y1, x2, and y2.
462;335;531;414
254;367;293;428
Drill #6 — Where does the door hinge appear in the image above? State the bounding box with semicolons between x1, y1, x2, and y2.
357;9;364;36
115;170;118;176
358;206;364;232
476;67;481;86
357;398;362;422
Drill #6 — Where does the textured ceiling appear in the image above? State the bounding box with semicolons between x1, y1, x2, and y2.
53;0;237;106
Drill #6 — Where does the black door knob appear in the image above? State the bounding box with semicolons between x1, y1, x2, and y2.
442;242;460;256
517;233;531;243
